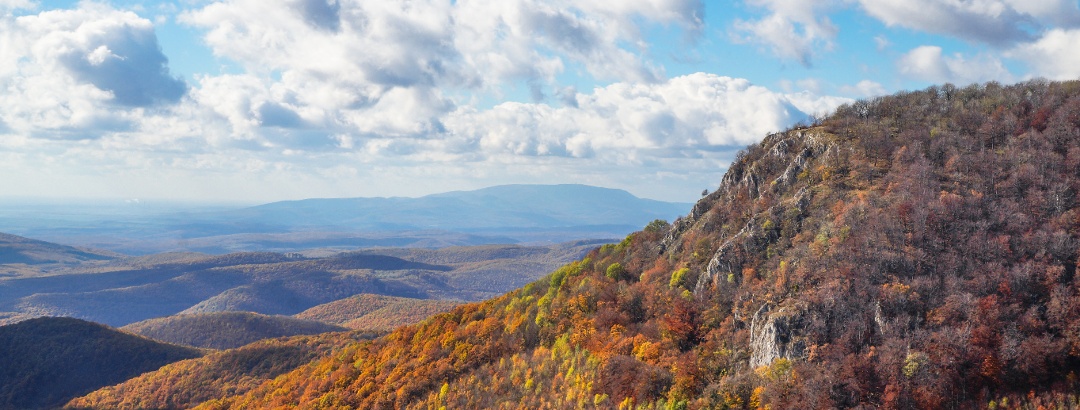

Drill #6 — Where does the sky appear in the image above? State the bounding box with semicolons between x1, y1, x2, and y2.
1;0;1079;204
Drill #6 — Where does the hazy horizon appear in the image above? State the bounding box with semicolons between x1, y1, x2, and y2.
0;183;695;208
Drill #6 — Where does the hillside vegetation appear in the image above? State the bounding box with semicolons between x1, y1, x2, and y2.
121;312;348;349
295;293;460;331
66;331;377;410
62;80;1080;409
0;317;201;409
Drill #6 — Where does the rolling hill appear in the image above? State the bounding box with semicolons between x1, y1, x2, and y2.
0;317;201;410
294;293;460;331
65;80;1080;408
121;312;348;349
0;241;601;327
0;232;116;266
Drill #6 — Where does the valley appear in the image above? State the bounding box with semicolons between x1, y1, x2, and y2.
0;184;689;255
0;237;608;327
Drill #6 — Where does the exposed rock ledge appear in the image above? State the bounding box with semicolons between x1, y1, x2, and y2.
749;303;807;368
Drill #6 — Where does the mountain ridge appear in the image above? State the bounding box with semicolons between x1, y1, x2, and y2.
0;232;117;266
121;312;348;349
85;79;1078;409
232;184;691;231
0;184;687;255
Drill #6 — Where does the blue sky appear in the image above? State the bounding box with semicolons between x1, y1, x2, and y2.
1;0;1079;204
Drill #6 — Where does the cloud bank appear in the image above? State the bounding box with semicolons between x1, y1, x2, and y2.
9;0;1075;202
0;0;846;202
733;0;1080;84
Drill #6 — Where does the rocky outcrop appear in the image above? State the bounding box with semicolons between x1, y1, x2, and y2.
749;303;807;368
693;187;810;294
694;216;758;294
661;129;830;256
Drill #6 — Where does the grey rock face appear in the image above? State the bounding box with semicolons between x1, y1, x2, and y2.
749;303;806;368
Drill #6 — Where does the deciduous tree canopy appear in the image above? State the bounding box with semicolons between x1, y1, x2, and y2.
72;79;1080;409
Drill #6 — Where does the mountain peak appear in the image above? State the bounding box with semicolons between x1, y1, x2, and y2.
64;79;1080;409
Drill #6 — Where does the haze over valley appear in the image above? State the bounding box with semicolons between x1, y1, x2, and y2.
0;184;689;255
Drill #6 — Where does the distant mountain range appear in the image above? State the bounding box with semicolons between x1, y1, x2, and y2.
232;184;690;231
0;239;604;327
0;185;691;408
0;184;691;255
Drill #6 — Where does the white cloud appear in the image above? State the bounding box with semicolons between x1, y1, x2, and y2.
856;0;1080;47
444;73;844;161
839;80;887;98
0;0;33;13
1005;29;1080;80
898;45;1014;85
0;3;186;138
784;92;852;119
0;1;859;203
175;0;708;143
1002;0;1080;27
733;0;839;66
27;6;186;107
873;35;889;51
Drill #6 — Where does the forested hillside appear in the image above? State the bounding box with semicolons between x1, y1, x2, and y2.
76;80;1080;408
121;312;347;349
294;294;459;331
0;317;200;409
66;331;376;410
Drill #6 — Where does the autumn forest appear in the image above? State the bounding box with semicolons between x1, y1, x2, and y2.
36;80;1072;408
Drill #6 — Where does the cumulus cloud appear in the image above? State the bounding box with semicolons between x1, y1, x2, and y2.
898;45;1014;85
21;5;185;106
0;4;186;137
177;0;707;141
1;1;855;202
1005;29;1080;80
443;73;845;162
839;80;887;98
0;0;33;12
1001;0;1080;27
857;0;1080;47
852;1;1080;85
733;0;839;66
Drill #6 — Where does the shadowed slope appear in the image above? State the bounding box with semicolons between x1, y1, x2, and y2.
295;294;460;331
0;317;200;410
0;232;117;265
122;312;348;349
